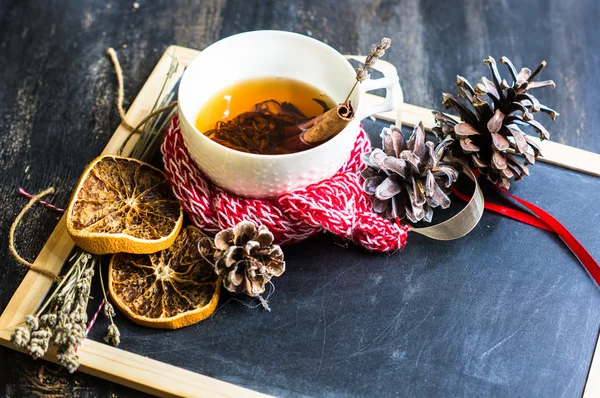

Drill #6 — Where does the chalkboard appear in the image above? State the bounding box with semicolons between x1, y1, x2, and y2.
2;0;600;395
84;118;600;397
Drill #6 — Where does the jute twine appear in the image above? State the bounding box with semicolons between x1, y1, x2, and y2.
106;48;135;131
8;48;133;281
9;188;62;281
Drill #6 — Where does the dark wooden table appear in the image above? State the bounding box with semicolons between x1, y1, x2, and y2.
1;0;599;396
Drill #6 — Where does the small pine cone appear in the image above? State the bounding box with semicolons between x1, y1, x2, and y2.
433;56;557;189
214;221;285;297
362;123;459;223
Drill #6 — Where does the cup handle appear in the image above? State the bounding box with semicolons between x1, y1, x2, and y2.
357;70;403;126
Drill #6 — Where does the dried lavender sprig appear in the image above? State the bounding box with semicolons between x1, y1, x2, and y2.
345;37;392;102
55;255;95;372
11;251;85;350
11;249;97;367
52;255;94;344
99;262;120;347
34;250;86;316
104;324;120;347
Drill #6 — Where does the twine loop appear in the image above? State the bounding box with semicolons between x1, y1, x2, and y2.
9;187;61;281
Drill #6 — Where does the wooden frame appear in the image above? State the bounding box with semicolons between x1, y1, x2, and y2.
1;46;598;397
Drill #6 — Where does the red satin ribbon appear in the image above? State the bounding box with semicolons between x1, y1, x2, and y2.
453;183;600;287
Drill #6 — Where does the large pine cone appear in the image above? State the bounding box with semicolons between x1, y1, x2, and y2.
214;221;285;297
361;123;459;223
433;56;558;189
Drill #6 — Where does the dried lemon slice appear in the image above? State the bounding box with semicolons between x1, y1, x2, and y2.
108;226;220;329
66;155;183;255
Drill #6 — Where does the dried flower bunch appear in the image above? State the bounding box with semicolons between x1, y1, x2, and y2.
433;56;558;189
11;252;97;373
214;221;285;297
362;123;459;223
10;51;179;371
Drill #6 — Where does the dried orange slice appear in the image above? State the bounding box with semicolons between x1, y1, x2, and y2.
108;226;220;329
66;155;183;255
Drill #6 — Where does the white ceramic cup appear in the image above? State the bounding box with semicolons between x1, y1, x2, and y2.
177;30;402;198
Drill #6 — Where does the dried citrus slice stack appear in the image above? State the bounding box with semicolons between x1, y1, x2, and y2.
66;155;183;255
108;226;221;329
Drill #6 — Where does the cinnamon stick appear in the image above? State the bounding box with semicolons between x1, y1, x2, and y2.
282;100;355;151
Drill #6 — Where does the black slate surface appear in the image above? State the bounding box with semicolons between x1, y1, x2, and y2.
1;0;600;397
81;119;600;398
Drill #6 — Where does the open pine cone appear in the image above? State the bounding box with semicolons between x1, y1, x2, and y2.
214;221;285;297
361;123;459;223
433;56;558;189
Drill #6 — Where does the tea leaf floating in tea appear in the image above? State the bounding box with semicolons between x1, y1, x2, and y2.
204;99;322;154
